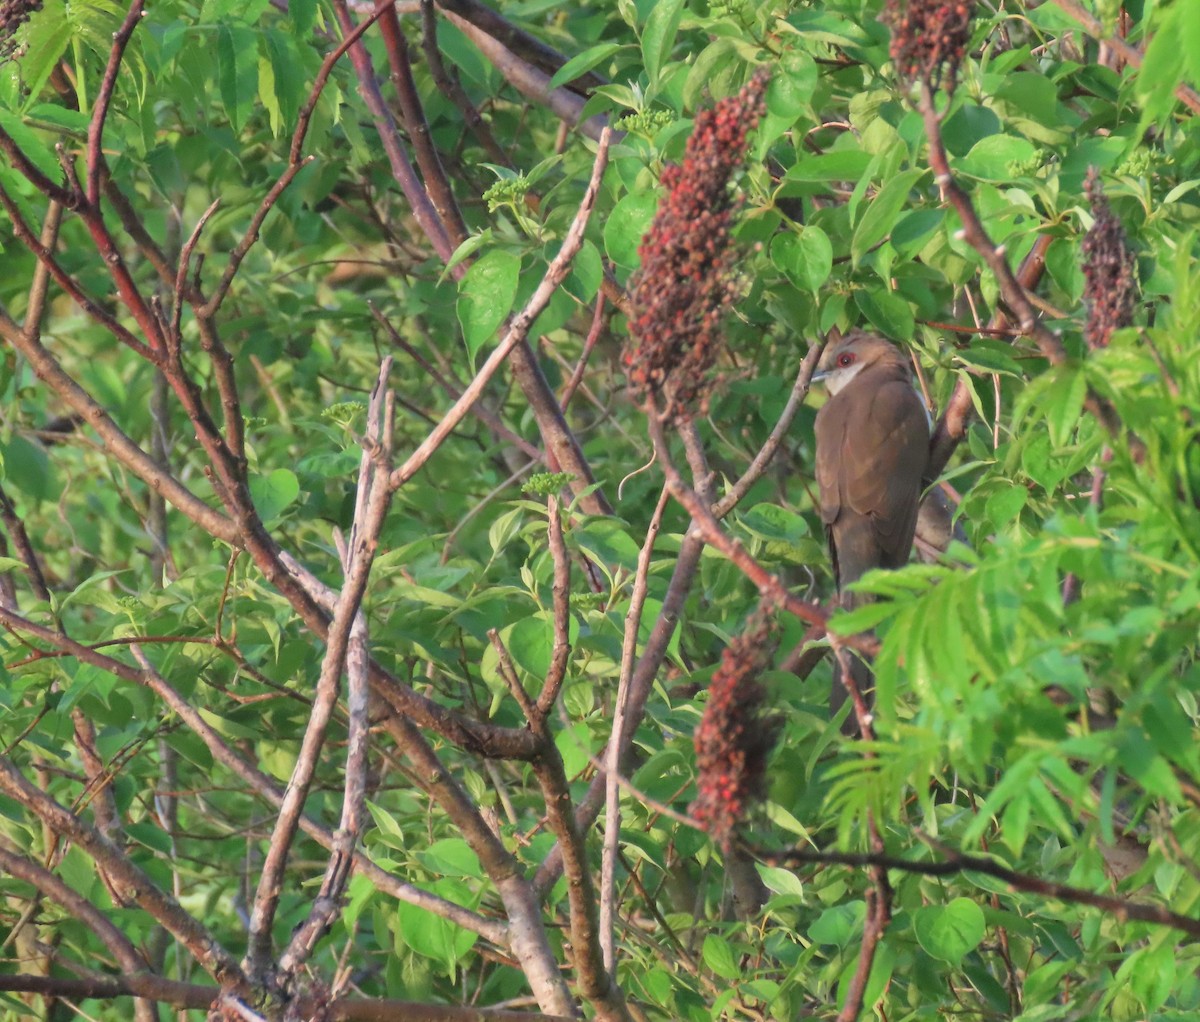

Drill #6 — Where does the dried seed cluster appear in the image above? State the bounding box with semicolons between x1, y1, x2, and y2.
624;69;768;422
0;0;40;60
884;0;975;91
691;614;779;850
1081;167;1137;349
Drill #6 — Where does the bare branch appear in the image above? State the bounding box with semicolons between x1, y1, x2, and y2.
0;974;576;1021
389;127;612;492
600;486;669;971
0;758;249;993
249;362;397;977
439;9;607;142
373;0;469;244
762;840;1200;940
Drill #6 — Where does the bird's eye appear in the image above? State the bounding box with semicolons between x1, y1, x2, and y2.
837;353;855;367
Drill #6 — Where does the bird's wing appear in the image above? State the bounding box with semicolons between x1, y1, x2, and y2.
813;395;848;526
840;373;930;566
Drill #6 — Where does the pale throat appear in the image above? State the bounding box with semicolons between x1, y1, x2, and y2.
823;361;868;395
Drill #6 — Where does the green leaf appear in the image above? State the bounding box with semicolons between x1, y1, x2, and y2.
264;29;304;132
1136;6;1187;129
737;503;809;544
0;112;62;185
956;135;1038;181
756;863;804;897
683;38;737;111
217;24;258;133
457;248;521;360
771;226;832;293
854;286;914;340
548;42;625;91
766;53;816;120
984;486;1027;528
563;239;603;303
420;838;483;879
1;436;57;503
604;190;658;269
809;902;864;947
701;933;740;980
1041;366;1088;447
508;614;554;679
913;898;986;964
641;0;685;87
249;468;300;521
851;169;925;264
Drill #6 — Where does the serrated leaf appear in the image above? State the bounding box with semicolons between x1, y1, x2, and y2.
0;112;62;186
1041;366;1087;446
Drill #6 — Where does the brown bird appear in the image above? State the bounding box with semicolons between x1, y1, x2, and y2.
813;331;931;728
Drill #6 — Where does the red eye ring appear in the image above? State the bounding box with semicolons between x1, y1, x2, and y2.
837;353;855;367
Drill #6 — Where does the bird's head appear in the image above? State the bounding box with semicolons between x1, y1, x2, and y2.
813;331;909;395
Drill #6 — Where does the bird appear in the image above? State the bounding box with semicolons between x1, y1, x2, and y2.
813;331;931;731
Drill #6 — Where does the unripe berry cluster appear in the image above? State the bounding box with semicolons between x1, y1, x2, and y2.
623;68;768;422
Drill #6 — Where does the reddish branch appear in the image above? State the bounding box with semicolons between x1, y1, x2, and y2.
927;235;1052;479
86;0;144;203
420;0;513;167
646;412;875;647
916;80;1143;461
372;0;469;245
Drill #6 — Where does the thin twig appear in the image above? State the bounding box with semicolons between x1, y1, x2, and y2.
761;839;1200;940
712;339;826;519
1049;0;1200;115
916;82;1143;462
86;0;144;204
600;486;669;971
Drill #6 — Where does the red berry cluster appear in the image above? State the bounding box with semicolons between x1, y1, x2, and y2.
624;68;769;422
0;0;41;59
1081;168;1137;350
884;0;975;91
690;613;780;851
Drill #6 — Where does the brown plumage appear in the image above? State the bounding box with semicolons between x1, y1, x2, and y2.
813;331;930;728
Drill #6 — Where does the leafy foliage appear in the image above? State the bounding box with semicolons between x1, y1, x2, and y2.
0;0;1199;1020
